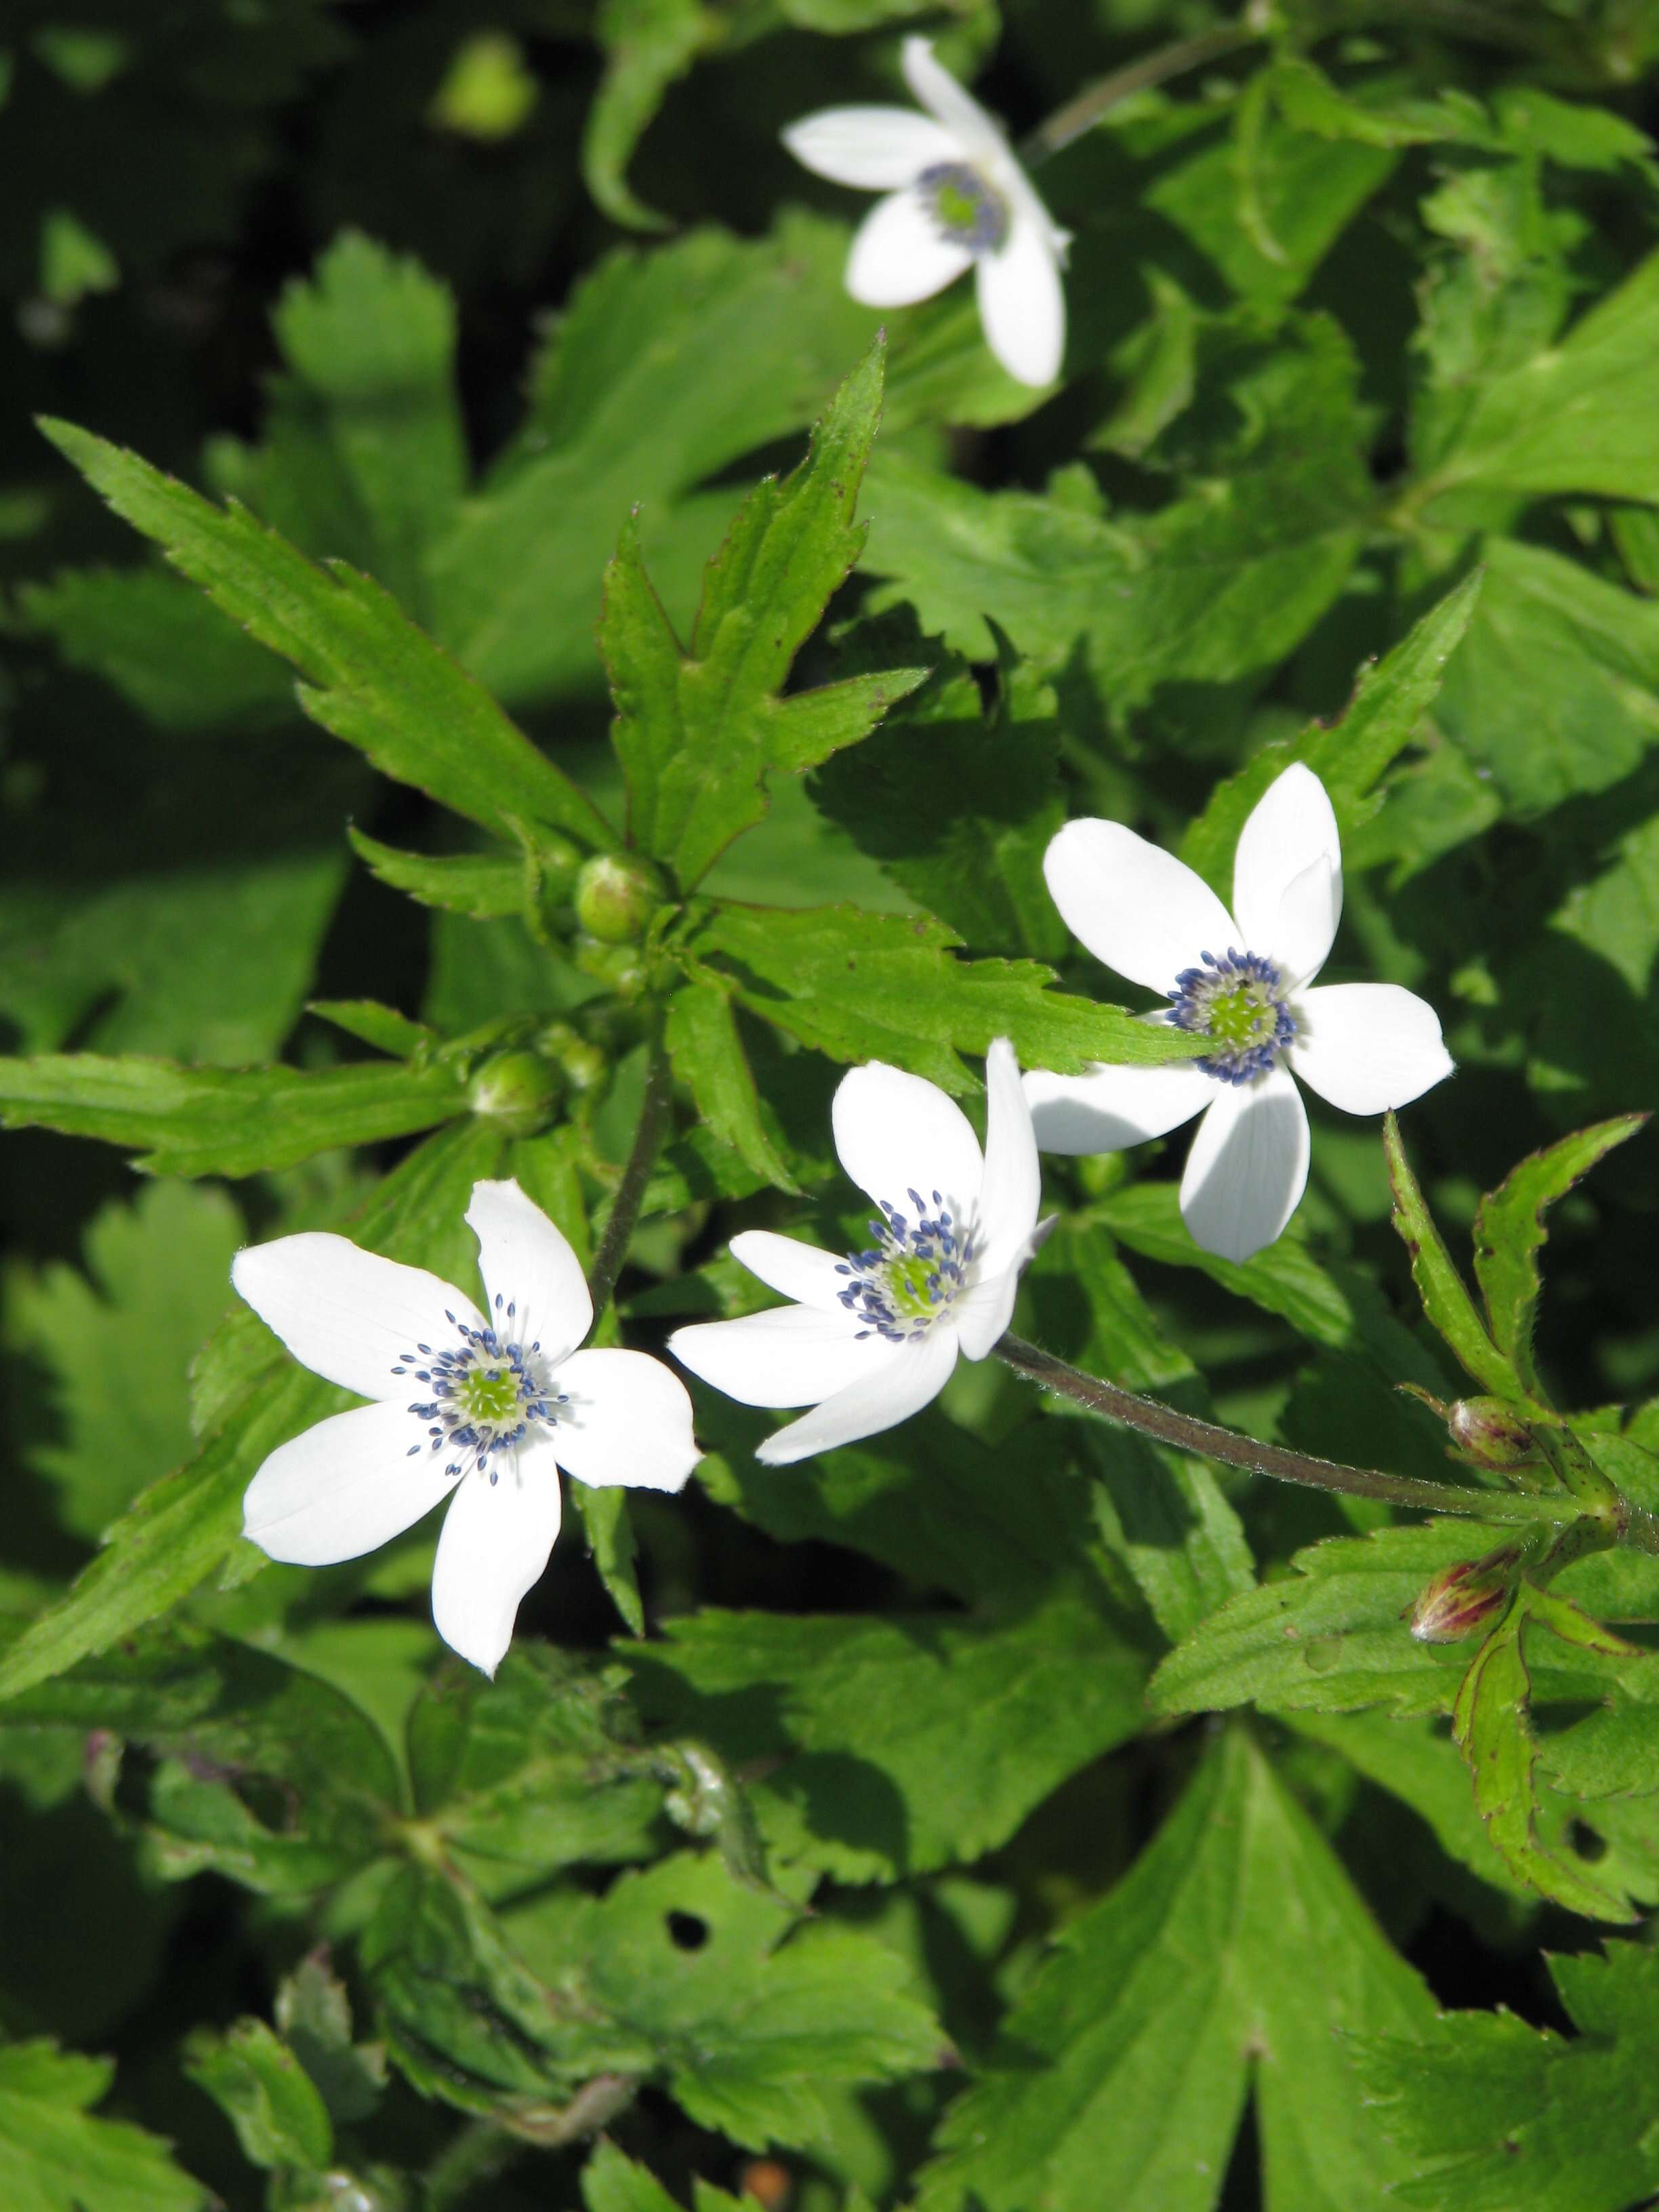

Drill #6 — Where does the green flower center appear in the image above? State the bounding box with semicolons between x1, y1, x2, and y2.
917;161;1009;254
459;1364;523;1425
883;1252;942;1322
1206;981;1279;1052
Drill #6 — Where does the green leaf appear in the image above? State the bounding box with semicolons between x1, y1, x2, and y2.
0;1052;471;1176
1451;1589;1639;1922
808;623;1069;960
0;2041;205;2212
1181;571;1483;895
428;216;880;706
687;903;1206;1096
308;998;437;1059
37;415;613;850
665;981;798;1193
1149;1522;1508;1719
226;230;468;621
346;825;535;919
1433;538;1659;813
182;2018;333;2172
1416;246;1659;510
1472;1115;1648;1395
863;314;1371;705
0;1120;507;1704
6;1182;240;1545
583;0;715;232
1384;1111;1521;1400
1364;1940;1659;2210
272;1952;386;2127
917;1727;1435;2212
601;340;925;888
624;1592;1151;1883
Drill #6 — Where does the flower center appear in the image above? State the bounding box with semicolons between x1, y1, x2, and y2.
918;161;1009;254
1167;947;1297;1085
393;1299;565;1481
834;1189;979;1344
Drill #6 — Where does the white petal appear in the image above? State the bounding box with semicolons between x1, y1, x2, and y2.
729;1229;851;1314
901;36;1004;165
833;1059;985;1218
954;1262;1027;1361
757;1324;958;1465
671;1305;890;1408
975;210;1065;386
1023;1060;1213;1154
1269;855;1340;987
430;1437;562;1677
975;1038;1041;1273
231;1234;483;1403
1288;984;1454;1115
466;1179;592;1363
242;1399;454;1566
550;1349;699;1493
1042;818;1238;994
1231;764;1343;960
1179;1067;1311;1264
781;104;959;189
846;188;973;308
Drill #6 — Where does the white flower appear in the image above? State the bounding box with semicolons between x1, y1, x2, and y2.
781;35;1069;388
1025;764;1454;1265
671;1040;1046;1462
234;1179;699;1676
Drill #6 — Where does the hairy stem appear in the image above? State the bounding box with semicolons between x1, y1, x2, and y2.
587;1033;672;1324
996;1333;1588;1527
1022;21;1258;163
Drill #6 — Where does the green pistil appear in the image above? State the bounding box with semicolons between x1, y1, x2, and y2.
935;181;980;233
1205;981;1276;1051
459;1365;520;1424
883;1254;939;1322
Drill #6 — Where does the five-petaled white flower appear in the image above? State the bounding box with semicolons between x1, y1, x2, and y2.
234;1180;699;1676
671;1040;1046;1462
782;35;1069;388
1024;764;1454;1265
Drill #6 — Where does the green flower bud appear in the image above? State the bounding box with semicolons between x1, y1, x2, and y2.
575;935;649;998
535;1020;609;1094
1448;1397;1541;1471
573;851;665;945
468;1049;562;1136
1407;1545;1522;1644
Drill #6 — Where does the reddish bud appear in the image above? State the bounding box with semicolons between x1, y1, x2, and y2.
1448;1397;1542;1471
1407;1545;1522;1643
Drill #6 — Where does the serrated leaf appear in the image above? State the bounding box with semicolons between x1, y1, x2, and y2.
1385;1111;1521;1400
37;415;613;850
687;903;1206;1096
1472;1115;1647;1394
0;2041;206;2212
624;1592;1150;1883
307;998;436;1059
346;826;533;919
665;981;798;1193
916;1727;1434;2212
601;341;925;888
1181;571;1483;895
182;2018;333;2172
1364;1940;1659;2210
0;1120;507;1704
1452;1589;1639;1921
0;1052;471;1176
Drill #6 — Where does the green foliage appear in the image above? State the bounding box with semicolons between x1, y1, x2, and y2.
0;2041;205;2212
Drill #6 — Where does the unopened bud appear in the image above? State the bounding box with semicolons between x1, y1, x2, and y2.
1407;1545;1521;1643
573;851;665;944
468;1049;562;1136
535;1020;608;1094
575;935;649;998
1448;1397;1541;1471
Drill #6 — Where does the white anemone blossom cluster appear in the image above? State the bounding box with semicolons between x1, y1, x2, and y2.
783;37;1069;388
234;1179;698;1675
671;1038;1048;1462
1025;764;1454;1263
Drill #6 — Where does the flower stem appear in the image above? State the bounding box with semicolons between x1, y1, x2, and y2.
996;1332;1587;1528
588;1033;672;1324
1021;21;1259;163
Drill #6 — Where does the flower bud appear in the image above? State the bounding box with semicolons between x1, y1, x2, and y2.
1406;1545;1522;1643
468;1049;562;1136
575;935;649;998
535;1020;608;1094
573;851;665;945
1448;1397;1541;1471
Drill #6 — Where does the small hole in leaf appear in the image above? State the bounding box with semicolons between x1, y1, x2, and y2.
666;1910;709;1951
1567;1819;1607;1864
